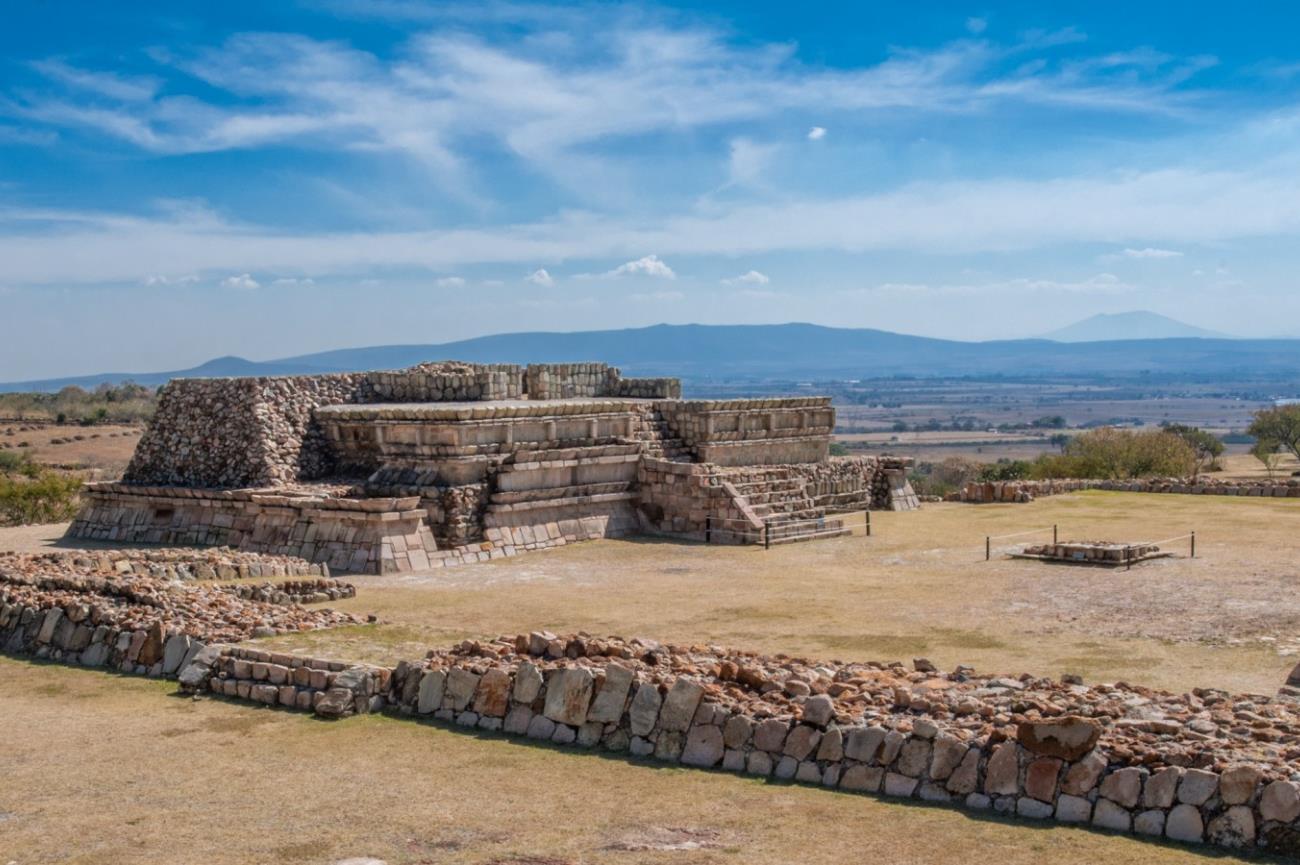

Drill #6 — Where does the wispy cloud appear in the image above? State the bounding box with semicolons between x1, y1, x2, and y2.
629;289;684;302
722;269;770;286
853;273;1136;297
220;273;260;290
806;126;827;141
1121;247;1183;259
435;275;466;287
525;267;554;286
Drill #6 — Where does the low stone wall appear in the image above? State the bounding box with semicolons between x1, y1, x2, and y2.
0;548;327;581
172;630;1300;859
214;578;355;605
67;484;437;574
364;363;523;402
957;478;1300;504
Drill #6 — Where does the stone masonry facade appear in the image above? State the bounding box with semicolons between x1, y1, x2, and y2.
69;361;918;572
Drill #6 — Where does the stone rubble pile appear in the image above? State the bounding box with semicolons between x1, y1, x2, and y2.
214;578;356;606
0;547;327;581
0;556;360;651
958;478;1300;504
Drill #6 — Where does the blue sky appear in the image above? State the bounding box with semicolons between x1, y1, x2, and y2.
3;1;1300;379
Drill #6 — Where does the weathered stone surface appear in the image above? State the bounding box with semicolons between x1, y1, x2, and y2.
984;743;1019;796
1207;805;1255;849
896;738;932;778
1143;766;1181;809
844;726;885;763
1218;764;1262;805
1062;750;1107;795
1017;716;1101;761
879;729;906;765
754;718;789;753
723;714;753;749
1099;767;1143;809
503;704;533;735
746;751;773;776
512;661;543;704
445;668;480;711
1261;780;1300;824
783;725;821;761
657;677;705;732
774;755;798;779
1055;794;1092;823
628;683;662;737
946;748;980;795
525;714;556;740
543;667;595;726
929;734;966;781
472;668;512;717
816;726;843;762
1017;798;1053;819
1166;803;1204;843
883;772;919;798
1024;758;1062;802
586;663;633;724
1178;769;1218;806
1092;798;1132;832
801;694;835;727
840;765;884;793
417;670;445;714
681;725;725;767
1134;810;1165;837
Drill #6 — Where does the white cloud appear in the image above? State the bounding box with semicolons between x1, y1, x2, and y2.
220;273;260;290
806;126;827;141
143;273;198;286
525;267;554;286
609;254;676;279
966;17;988;35
855;273;1136;298
435;275;466;287
722;270;770;286
727;137;778;185
271;276;315;286
1121;247;1183;259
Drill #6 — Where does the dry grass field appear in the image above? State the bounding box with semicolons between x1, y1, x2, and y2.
5;490;1300;864
0;421;142;475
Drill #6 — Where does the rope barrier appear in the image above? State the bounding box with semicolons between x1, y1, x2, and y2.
1133;533;1194;546
986;527;1055;540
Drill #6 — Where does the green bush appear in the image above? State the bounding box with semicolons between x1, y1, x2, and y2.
0;469;83;526
1027;428;1197;480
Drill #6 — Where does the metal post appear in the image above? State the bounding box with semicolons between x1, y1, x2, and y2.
705;516;712;544
1126;546;1132;571
1053;524;1058;544
1191;531;1196;558
764;521;771;550
865;510;871;537
986;536;991;561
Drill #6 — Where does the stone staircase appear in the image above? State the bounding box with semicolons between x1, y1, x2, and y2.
632;405;693;462
720;469;852;545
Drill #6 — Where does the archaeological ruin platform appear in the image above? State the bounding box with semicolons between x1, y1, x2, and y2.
66;362;918;572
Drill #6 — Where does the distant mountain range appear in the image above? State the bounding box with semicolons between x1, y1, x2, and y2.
1040;311;1229;342
3;321;1299;393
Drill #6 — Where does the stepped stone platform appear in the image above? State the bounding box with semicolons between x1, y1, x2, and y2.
67;361;919;572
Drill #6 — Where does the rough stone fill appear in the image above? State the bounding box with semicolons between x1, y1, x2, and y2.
958;477;1300;503
158;629;1300;858
214;578;355;605
0;547;327;581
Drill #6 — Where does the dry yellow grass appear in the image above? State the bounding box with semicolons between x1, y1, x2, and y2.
248;491;1300;695
0;658;1262;865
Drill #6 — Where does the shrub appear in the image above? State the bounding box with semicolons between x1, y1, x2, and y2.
1249;406;1300;463
0;469;83;526
977;459;1032;482
909;457;982;497
1027;428;1196;480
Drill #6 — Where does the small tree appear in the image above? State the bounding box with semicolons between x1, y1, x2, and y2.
1164;424;1225;480
1249;406;1300;463
1252;439;1284;479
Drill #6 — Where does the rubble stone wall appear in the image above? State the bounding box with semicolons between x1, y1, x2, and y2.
123;374;370;488
167;630;1300;860
958;478;1300;504
365;363;524;402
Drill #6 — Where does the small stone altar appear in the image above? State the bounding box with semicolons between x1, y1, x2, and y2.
1015;541;1168;566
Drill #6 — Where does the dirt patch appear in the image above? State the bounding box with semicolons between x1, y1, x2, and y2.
603;827;724;852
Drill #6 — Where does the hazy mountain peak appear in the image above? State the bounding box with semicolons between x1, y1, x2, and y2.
1041;311;1229;343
